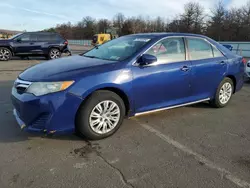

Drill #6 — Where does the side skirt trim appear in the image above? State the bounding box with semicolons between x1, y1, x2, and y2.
135;98;210;116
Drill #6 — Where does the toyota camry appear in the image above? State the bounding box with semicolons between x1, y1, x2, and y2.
11;33;245;140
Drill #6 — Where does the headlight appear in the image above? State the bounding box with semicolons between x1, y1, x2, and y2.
26;81;74;96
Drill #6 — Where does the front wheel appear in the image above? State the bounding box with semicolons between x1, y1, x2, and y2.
0;47;12;61
76;90;125;140
210;77;234;108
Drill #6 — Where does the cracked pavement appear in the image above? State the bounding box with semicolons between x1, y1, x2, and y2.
1;51;250;188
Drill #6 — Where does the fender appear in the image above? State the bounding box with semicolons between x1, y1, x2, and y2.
45;45;62;54
69;70;134;114
0;45;14;55
80;83;134;116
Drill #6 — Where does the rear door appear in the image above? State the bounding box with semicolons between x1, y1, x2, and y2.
36;33;52;54
186;37;227;100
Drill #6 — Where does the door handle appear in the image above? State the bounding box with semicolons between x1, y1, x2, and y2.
180;66;189;72
219;60;226;64
30;42;34;45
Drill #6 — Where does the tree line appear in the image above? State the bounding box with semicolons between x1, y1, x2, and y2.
44;1;250;41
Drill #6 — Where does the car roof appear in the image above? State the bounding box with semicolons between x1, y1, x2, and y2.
22;31;58;35
129;32;206;39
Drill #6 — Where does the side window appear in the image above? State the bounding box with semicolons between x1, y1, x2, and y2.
29;34;37;41
147;38;186;64
37;34;50;41
17;34;30;42
212;46;224;58
187;38;213;60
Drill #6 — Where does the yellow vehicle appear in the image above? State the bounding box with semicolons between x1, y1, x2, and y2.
92;34;112;46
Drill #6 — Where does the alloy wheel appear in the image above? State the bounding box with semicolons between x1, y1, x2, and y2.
0;48;10;61
89;100;121;134
50;49;60;59
219;82;232;104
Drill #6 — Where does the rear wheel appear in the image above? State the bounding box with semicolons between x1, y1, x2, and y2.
76;90;125;140
210;77;234;108
0;47;11;61
47;48;61;60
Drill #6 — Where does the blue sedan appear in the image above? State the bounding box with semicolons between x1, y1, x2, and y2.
11;33;245;140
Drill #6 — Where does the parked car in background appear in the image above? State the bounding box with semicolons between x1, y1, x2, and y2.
0;32;70;61
246;60;250;80
11;33;245;140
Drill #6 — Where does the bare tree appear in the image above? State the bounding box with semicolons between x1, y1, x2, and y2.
44;0;250;41
239;1;250;40
179;2;205;33
206;1;226;41
113;13;125;35
97;19;111;33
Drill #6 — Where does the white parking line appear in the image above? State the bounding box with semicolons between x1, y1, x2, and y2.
135;119;250;188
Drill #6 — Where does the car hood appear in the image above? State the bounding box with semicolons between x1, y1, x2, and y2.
19;56;117;82
0;39;10;43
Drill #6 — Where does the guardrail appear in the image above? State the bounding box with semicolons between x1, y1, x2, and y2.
68;40;92;46
220;42;250;58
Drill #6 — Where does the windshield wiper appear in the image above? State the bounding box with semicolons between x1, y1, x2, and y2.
83;55;96;58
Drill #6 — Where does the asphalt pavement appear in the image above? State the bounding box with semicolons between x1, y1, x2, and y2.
0;52;250;188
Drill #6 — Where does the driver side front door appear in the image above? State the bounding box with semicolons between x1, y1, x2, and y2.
13;33;39;55
132;37;192;114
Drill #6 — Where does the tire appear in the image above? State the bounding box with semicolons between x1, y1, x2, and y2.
210;77;234;108
76;90;126;140
0;47;12;61
47;48;61;60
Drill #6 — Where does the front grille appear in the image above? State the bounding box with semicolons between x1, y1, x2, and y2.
14;78;32;94
31;113;50;129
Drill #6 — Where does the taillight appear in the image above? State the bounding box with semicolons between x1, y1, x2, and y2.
242;58;247;64
64;40;68;45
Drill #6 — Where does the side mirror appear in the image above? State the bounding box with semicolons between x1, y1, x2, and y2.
222;44;233;51
16;38;22;43
138;54;157;66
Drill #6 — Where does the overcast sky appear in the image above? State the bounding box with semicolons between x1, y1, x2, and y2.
0;0;248;31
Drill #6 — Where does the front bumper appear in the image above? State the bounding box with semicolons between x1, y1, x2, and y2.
11;87;83;134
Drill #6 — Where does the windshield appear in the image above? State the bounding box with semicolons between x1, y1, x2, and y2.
9;33;23;39
84;36;153;61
